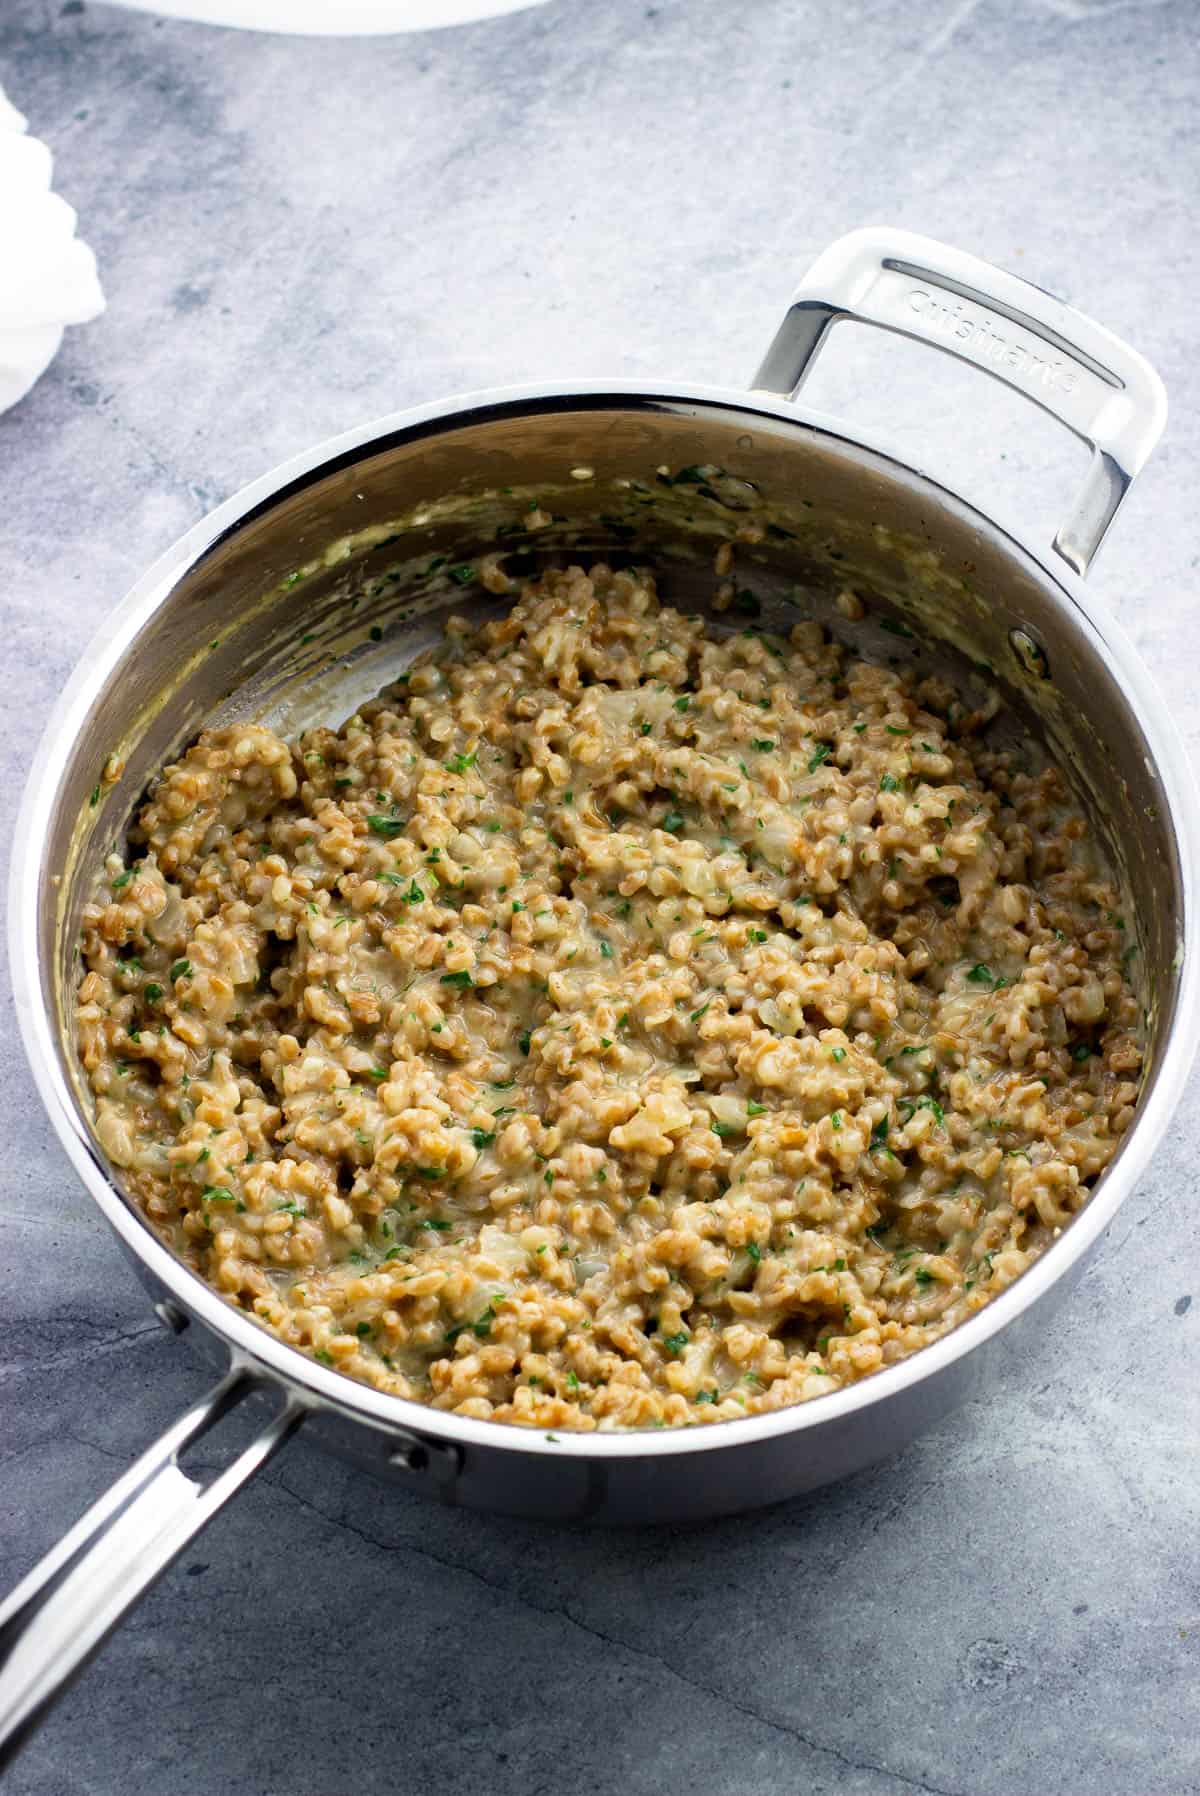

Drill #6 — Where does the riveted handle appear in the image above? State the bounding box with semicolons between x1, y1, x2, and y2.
0;1367;302;1768
752;227;1167;576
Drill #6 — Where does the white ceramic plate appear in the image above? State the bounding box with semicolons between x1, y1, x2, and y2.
102;0;550;33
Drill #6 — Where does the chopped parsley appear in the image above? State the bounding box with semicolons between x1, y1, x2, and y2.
966;962;1007;991
900;1094;945;1126
446;1298;499;1343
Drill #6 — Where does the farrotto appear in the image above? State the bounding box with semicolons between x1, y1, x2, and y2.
76;561;1141;1429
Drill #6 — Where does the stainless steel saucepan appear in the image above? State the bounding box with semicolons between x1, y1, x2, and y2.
3;229;1197;1764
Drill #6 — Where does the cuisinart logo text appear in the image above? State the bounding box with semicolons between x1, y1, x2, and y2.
906;288;1079;395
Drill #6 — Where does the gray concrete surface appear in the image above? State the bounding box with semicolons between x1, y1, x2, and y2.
1;1;1198;1791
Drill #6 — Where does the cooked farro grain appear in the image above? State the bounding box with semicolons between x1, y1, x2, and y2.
76;562;1141;1429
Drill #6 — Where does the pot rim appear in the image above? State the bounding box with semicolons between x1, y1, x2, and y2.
13;376;1200;1462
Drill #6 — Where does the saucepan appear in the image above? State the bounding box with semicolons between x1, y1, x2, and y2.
3;229;1197;1764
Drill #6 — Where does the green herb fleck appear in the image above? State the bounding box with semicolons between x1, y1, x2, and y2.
446;1299;499;1344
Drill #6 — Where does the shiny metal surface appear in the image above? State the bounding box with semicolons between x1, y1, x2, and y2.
0;1369;301;1763
754;227;1168;575
4;232;1198;1763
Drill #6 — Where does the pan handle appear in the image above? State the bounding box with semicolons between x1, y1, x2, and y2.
0;1364;302;1769
751;226;1167;577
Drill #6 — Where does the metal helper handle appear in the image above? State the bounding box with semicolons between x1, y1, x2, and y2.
0;1366;303;1769
752;226;1167;576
